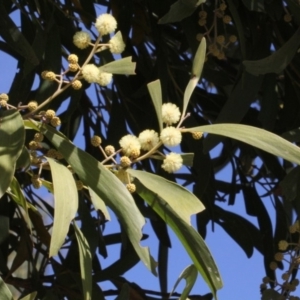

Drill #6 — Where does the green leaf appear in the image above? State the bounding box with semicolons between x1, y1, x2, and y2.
45;157;78;257
73;222;92;300
184;124;300;165
241;0;264;12
20;291;37;300
243;27;300;75
99;56;136;75
170;264;197;300
182;37;206;118
0;109;25;198
42;126;157;275
158;0;206;24
127;170;204;225
181;153;194;166
134;180;222;299
0;277;13;300
147;80;163;131
16;146;31;170
8;177;31;230
88;187;110;221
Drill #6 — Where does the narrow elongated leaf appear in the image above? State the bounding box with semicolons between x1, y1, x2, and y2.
99;57;136;75
184;124;300;165
134;180;222;299
0;277;13;300
46;157;78;257
16;146;31;170
127;170;204;225
73;222;92;300
9;177;31;230
20;291;37;300
243;27;300;75
115;283;130;300
42;126;157;274
88;187;110;221
147;80;163;131
158;0;205;24
241;0;264;12
0;110;25;197
170;264;197;300
182;38;206;118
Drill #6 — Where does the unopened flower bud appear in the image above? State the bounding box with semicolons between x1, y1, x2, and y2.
120;156;131;168
72;80;82;90
44;71;56;81
68;54;79;64
91;135;102;147
28;101;38;111
126;183;136;193
105;145;115;155
50;117;61;127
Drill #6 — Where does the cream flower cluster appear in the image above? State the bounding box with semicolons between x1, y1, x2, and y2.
81;64;112;86
162;153;183;173
162;103;181;125
119;134;141;157
95;13;117;36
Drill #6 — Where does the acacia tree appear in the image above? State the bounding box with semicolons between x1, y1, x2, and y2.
1;0;300;299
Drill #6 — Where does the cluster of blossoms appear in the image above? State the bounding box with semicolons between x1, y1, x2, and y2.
196;1;237;60
90;101;203;193
0;93;9;108
260;220;300;299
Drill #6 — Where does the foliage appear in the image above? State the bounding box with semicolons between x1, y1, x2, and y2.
1;0;300;299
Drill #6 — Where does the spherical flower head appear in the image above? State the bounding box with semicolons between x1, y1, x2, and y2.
105;145;115;155
109;31;126;54
120;156;131;168
138;129;160;151
45;71;56;81
161;152;183;173
95;13;117;36
28;101;38;111
72;80;82;90
29;141;39;150
97;71;112;86
0;93;9;101
68;54;78;64
34;133;44;142
91;135;102;147
162;103;181;125
45;109;56;120
50;117;61;127
81;64;100;83
278;240;289;251
274;252;284;261
192;131;203;140
126;183;136;193
119;134;141;157
32;178;42;189
269;261;277;270
47;149;58;158
69;63;79;72
160;126;182;147
73;31;91;49
0;100;7;107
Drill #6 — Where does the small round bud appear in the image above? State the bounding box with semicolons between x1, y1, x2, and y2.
269;261;278;270
126;183;136;193
0;93;9;101
28;101;38;111
46;149;57;158
44;71;56;81
217;51;226;60
50;117;61;127
292;279;300;286
29;141;39;150
0;100;7;107
229;35;237;43
41;71;49;79
105;145;115;155
208;43;218;52
282;272;290;280
76;180;84;190
192;131;203;140
262;277;270;284
284;14;292;22
219;3;227;10
216;35;225;45
278;240;289;251
72;80;82;90
198;11;207;19
68;54;79;64
223;15;232;24
260;283;267;290
91;135;102;147
68;63;79;72
274;252;284;261
97;71;112;86
32;178;42;189
198;19;207;26
45;109;56;120
290;224;297;233
34;133;44;142
130;148;140;159
56;152;64;160
120;156;131;168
